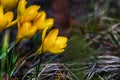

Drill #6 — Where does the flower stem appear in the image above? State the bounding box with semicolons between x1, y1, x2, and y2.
35;54;43;79
35;42;44;79
7;19;18;28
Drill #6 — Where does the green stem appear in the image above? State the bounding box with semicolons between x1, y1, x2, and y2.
35;42;44;79
0;30;9;78
9;42;17;77
35;54;43;79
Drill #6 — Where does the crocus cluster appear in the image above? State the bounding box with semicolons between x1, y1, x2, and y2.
0;0;68;54
16;0;54;42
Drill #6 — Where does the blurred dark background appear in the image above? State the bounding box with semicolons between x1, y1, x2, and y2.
27;0;120;35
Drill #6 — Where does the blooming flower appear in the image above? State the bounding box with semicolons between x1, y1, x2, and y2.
16;22;37;42
33;11;54;31
17;0;40;23
36;28;68;54
0;6;13;32
0;0;18;11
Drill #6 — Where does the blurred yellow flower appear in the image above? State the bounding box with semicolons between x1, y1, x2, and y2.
0;6;13;32
33;11;54;31
16;22;37;42
0;0;18;11
36;28;68;54
18;0;40;23
17;0;27;15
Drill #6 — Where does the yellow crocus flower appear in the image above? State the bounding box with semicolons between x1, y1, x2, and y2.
36;28;68;54
18;0;40;23
0;0;18;11
33;11;54;31
16;22;37;42
0;6;13;32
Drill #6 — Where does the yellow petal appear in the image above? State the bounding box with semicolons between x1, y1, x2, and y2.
21;28;37;41
47;37;67;53
49;49;64;54
47;38;67;54
41;18;54;30
56;37;68;48
23;5;40;16
0;10;13;32
18;22;31;36
20;5;40;23
34;11;46;21
0;6;4;17
48;42;67;51
0;18;8;27
21;22;32;29
33;11;46;30
4;11;13;27
1;0;18;11
17;25;37;42
1;0;9;9
17;0;27;16
23;26;37;38
44;29;58;49
17;22;31;41
46;28;58;41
